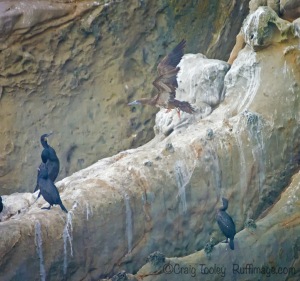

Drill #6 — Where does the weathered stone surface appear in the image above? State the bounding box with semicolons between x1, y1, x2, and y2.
249;0;280;14
281;0;300;21
0;1;76;48
228;0;300;64
242;6;293;50
0;0;250;194
249;0;300;21
0;192;36;221
0;7;299;280
154;54;230;136
227;32;246;64
134;171;300;280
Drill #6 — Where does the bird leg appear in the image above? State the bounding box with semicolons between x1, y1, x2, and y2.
33;191;41;204
176;108;181;119
221;238;229;244
41;205;51;210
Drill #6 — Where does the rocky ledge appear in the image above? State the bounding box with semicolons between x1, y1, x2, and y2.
0;6;300;281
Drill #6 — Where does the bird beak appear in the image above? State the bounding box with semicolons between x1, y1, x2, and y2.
46;132;53;137
128;100;140;106
45;132;53;141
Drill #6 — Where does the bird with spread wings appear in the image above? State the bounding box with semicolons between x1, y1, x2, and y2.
128;39;195;117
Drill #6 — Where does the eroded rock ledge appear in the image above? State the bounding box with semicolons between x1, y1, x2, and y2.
135;171;300;281
0;0;249;194
0;5;300;281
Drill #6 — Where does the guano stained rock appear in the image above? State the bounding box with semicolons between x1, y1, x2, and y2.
0;6;300;281
0;0;249;194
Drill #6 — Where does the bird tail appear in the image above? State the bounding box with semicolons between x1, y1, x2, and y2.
34;183;39;193
173;99;195;114
34;171;40;192
229;238;234;250
60;203;68;213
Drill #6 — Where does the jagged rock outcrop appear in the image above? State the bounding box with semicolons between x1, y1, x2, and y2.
135;171;300;280
249;0;300;21
0;0;249;194
228;0;300;64
0;5;299;281
132;6;300;280
242;6;294;50
154;54;230;135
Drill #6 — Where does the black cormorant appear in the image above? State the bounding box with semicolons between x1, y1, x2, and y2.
0;196;3;213
216;197;236;250
34;133;60;192
36;163;67;213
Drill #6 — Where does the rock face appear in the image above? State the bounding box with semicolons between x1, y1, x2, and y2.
135;171;300;280
249;0;300;21
0;6;300;281
228;0;300;64
0;0;250;194
154;54;230;135
242;6;294;50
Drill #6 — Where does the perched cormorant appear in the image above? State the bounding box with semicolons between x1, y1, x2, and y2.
216;197;236;250
0;196;3;213
36;163;68;213
128;39;195;117
34;133;60;192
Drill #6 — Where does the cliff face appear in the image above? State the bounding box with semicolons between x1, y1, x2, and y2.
136;171;300;281
0;5;299;281
133;7;300;281
0;0;249;194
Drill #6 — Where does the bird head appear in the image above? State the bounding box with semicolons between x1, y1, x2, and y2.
128;100;142;106
40;132;53;143
220;197;229;211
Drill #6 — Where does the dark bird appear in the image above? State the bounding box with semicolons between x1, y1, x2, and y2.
34;133;60;192
36;163;68;213
216;197;236;250
128;39;195;117
0;196;3;213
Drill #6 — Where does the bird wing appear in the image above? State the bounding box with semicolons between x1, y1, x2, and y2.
39;178;61;205
152;91;173;108
217;212;236;238
171;99;195;113
46;161;60;182
152;39;186;104
153;67;179;95
157;39;186;77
